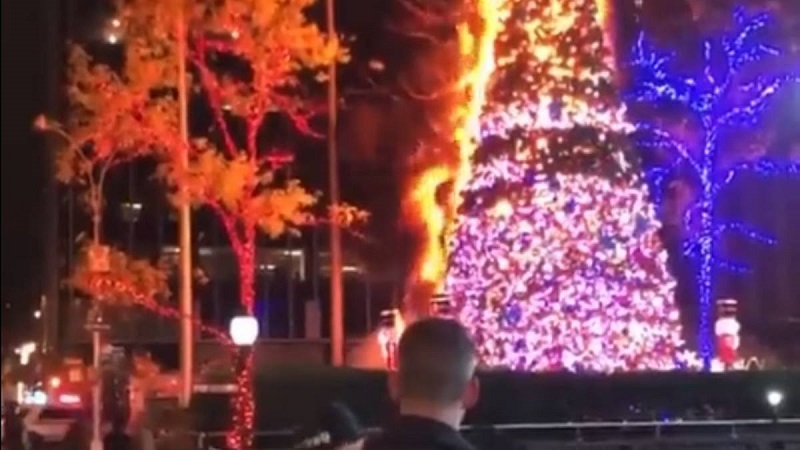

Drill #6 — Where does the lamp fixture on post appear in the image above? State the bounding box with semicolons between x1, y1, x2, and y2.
228;314;259;449
766;389;784;421
229;315;259;347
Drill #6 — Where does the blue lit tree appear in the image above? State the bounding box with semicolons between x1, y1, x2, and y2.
626;8;800;370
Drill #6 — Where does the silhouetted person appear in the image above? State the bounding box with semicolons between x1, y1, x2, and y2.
364;318;480;450
4;403;24;450
103;417;132;450
61;420;88;450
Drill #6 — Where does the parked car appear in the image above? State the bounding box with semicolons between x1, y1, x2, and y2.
22;404;85;449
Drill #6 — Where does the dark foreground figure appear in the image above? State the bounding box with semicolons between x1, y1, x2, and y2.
294;402;365;450
364;318;480;450
103;418;132;450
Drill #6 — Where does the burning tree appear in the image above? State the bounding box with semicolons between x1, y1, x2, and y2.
626;7;800;369
364;0;500;316
444;0;686;372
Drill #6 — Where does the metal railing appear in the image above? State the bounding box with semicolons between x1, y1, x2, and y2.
193;418;800;450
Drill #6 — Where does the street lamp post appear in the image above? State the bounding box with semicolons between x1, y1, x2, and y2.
766;389;784;421
229;315;259;347
175;2;195;409
229;315;259;450
86;307;110;450
326;0;344;367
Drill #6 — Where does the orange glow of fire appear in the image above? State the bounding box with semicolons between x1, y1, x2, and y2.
596;0;609;25
406;0;502;291
408;166;452;286
595;0;617;68
453;0;502;210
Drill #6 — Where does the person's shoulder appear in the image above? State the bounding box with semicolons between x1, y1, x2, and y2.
362;431;413;450
362;432;463;450
360;430;385;450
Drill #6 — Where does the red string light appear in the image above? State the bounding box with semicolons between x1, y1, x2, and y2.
90;274;258;448
90;267;257;449
227;349;255;450
88;275;234;345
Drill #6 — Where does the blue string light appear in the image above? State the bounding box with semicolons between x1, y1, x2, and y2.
626;7;800;371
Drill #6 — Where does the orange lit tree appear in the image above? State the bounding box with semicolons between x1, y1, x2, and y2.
125;1;357;448
34;41;174;321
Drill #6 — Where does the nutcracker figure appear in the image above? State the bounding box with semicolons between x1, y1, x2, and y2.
378;309;401;370
715;298;740;370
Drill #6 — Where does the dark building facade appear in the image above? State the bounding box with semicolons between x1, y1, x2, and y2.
57;160;402;346
27;1;405;352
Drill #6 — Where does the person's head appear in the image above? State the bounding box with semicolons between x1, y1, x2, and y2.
388;318;479;422
294;402;365;450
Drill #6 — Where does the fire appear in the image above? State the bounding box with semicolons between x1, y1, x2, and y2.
594;0;617;69
406;0;503;292
453;0;503;211
408;166;452;286
595;0;610;25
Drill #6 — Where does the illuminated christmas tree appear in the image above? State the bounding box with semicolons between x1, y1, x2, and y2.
444;0;686;372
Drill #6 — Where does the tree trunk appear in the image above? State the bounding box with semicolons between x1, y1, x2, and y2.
92;214;101;245
238;230;256;314
230;226;256;450
91;187;102;244
229;348;254;450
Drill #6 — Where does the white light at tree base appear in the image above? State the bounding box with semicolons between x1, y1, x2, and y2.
229;315;259;346
766;389;784;408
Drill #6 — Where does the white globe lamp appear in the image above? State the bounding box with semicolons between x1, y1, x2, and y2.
766;389;784;408
229;315;259;346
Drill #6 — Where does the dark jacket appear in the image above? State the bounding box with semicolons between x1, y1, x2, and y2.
363;415;475;450
103;430;133;450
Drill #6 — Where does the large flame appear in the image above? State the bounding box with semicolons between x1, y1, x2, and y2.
405;0;613;297
406;0;503;294
452;0;502;202
408;165;452;285
595;0;618;71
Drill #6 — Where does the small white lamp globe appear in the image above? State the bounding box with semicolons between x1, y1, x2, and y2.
766;389;784;408
229;315;259;346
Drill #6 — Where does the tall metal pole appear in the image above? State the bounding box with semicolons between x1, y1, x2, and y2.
326;0;344;366
176;3;195;407
90;328;103;450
